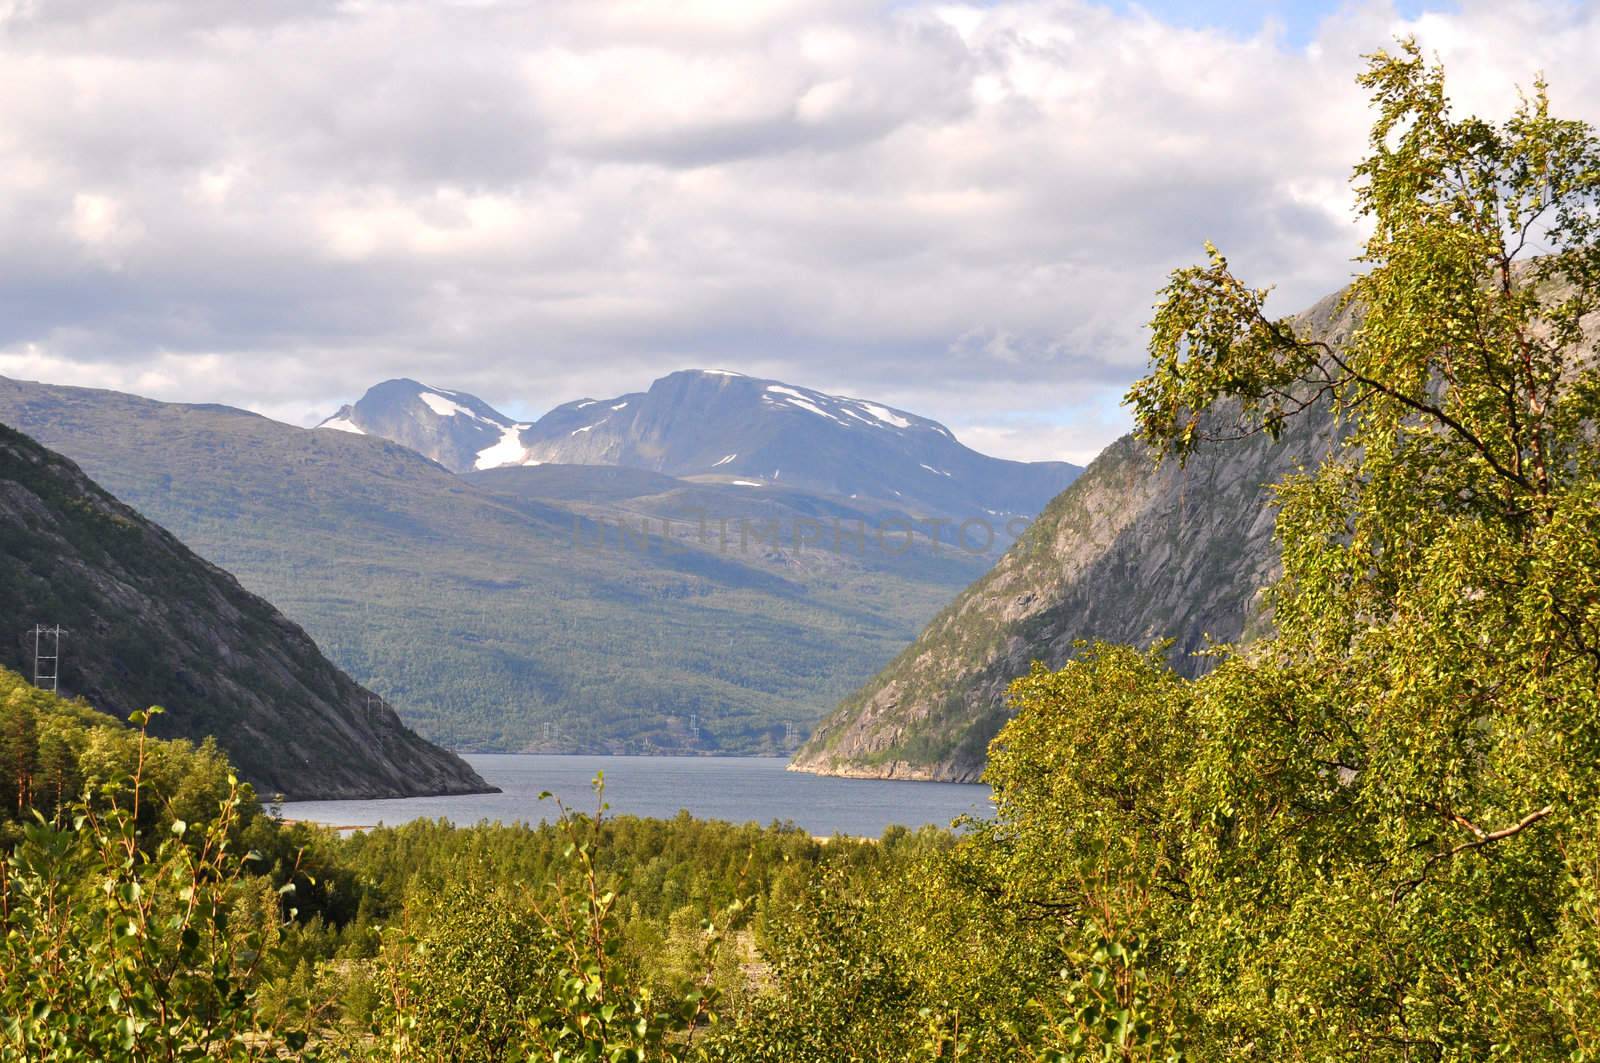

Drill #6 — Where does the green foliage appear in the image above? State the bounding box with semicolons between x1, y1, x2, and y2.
366;781;729;1062
0;668;243;843
0;706;299;1060
762;39;1600;1061
1104;38;1600;1057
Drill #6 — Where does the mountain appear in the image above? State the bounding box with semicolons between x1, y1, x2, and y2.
323;370;1082;519
791;293;1355;782
319;378;528;472
0;376;984;757
0;422;491;801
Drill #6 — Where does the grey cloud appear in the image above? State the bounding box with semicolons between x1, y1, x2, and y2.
3;0;1598;459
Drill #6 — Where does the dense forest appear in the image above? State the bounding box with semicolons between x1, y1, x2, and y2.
7;43;1600;1060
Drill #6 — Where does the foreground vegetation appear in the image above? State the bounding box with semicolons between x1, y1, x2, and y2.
7;42;1600;1060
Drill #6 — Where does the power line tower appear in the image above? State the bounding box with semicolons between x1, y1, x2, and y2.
33;625;63;694
689;713;700;743
783;721;796;749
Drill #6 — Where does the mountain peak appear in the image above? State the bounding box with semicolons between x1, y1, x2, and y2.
322;370;1081;518
318;378;528;470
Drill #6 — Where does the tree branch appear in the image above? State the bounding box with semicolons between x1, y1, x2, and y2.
1257;315;1536;492
1392;804;1554;903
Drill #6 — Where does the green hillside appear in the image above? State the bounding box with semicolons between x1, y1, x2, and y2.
0;423;488;799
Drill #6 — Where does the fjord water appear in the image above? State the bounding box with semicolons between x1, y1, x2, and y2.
282;754;991;836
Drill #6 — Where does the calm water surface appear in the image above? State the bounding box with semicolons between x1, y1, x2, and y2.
282;754;991;837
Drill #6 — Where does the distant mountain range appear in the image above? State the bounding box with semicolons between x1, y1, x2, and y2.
791;293;1355;782
0;422;490;800
0;372;1021;757
320;370;1081;520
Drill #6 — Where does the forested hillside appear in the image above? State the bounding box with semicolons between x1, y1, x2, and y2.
0;424;488;800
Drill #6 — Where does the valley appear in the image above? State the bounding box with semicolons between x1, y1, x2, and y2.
6;19;1598;1058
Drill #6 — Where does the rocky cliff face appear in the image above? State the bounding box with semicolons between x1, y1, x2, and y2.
791;294;1355;782
0;422;492;800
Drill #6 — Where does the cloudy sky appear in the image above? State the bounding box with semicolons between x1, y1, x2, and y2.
2;0;1597;463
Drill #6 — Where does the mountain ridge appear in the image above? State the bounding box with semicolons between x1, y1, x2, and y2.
321;370;1082;520
320;377;529;472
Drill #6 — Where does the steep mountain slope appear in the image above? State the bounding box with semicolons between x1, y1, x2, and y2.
792;294;1354;782
0;422;490;800
0;377;980;756
325;370;1082;519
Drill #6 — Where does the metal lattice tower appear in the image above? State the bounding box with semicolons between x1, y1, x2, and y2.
33;625;63;694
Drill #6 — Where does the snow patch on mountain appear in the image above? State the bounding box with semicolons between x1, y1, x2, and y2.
765;385;849;425
474;424;532;470
418;391;471;418
857;403;911;429
713;453;737;467
319;416;365;435
417;389;510;428
756;383;920;434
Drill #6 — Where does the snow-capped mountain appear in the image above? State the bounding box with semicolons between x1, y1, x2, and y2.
318;378;532;471
323;370;1081;518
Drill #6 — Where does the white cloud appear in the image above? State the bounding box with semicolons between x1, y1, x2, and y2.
1;0;1597;461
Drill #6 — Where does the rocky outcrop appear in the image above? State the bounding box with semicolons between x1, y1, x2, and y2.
0;422;493;800
792;294;1356;782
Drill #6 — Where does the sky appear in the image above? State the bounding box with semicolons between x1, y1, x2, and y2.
1;0;1597;464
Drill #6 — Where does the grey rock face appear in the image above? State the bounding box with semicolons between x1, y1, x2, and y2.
792;294;1356;782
